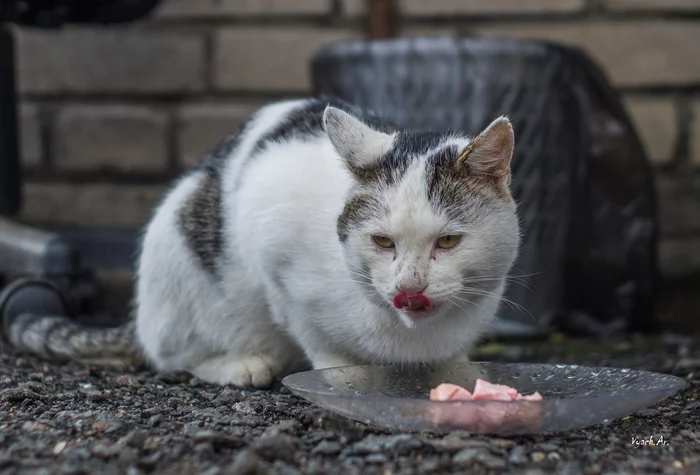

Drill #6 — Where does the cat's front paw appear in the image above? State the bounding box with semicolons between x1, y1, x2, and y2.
192;354;281;388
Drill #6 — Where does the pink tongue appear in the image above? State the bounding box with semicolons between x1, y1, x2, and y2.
393;293;432;310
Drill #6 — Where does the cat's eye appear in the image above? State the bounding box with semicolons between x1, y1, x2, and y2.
437;235;461;249
373;236;395;248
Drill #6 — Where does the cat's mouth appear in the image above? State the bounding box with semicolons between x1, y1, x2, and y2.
393;293;436;319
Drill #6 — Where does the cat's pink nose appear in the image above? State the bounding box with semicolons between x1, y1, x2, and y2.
396;284;427;295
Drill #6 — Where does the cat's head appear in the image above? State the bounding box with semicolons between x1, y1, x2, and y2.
324;106;520;328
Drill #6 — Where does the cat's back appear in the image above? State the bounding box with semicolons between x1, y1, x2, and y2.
220;97;396;221
217;97;395;180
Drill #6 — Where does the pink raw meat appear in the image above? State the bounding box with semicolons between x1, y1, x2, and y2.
430;383;474;401
429;378;542;402
472;379;519;401
516;392;543;402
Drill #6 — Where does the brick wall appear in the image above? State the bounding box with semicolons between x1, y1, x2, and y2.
14;0;700;326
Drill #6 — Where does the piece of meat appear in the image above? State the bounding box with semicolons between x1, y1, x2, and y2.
472;379;519;401
429;383;474;401
516;391;543;402
429;379;542;402
427;379;544;433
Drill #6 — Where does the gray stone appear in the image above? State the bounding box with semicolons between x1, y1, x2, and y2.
312;440;342;455
251;434;297;463
122;430;148;449
193;431;244;449
90;443;122;458
509;445;529;464
365;453;389;464
478;453;508;469
490;438;516;450
453;448;482;466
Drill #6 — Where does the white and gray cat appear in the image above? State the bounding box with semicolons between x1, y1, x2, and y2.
6;98;520;388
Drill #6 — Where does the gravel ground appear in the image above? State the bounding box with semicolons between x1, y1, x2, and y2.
1;335;698;475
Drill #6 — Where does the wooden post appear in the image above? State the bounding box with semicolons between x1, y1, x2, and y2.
366;0;397;39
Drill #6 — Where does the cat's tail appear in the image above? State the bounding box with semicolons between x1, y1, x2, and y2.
4;313;143;366
1;279;144;365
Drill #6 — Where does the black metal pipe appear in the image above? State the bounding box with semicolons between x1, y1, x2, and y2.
0;25;21;216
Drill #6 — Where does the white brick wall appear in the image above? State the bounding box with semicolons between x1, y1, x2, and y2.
17;29;205;94
177;102;264;167
21;183;166;227
213;27;361;92
402;0;586;15
603;0;700;11
691;102;700;169
20;104;42;167
54;105;169;173
344;0;586;15
474;21;700;88
656;175;700;238
623;97;678;166
155;0;332;17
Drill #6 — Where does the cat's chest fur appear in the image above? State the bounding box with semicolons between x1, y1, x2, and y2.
134;97;519;387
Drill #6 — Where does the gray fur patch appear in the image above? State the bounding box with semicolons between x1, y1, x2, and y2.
426;145;506;222
252;98;397;157
347;131;446;187
8;314;141;365
337;193;385;243
178;171;224;277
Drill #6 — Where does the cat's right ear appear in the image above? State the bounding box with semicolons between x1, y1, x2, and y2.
323;106;394;171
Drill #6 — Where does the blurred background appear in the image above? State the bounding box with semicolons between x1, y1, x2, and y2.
5;0;700;333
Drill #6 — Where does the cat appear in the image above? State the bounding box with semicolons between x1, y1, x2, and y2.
5;98;520;388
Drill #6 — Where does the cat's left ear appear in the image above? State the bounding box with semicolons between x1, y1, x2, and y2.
456;116;514;185
323;106;394;170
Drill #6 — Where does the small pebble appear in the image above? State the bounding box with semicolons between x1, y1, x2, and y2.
490;438;515;450
251;434;297;463
148;415;163;427
478;453;508;470
52;442;67;455
123;430;148;449
312;441;342;456
229;449;264;475
453;448;481;466
509;446;528;465
366;454;389;464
